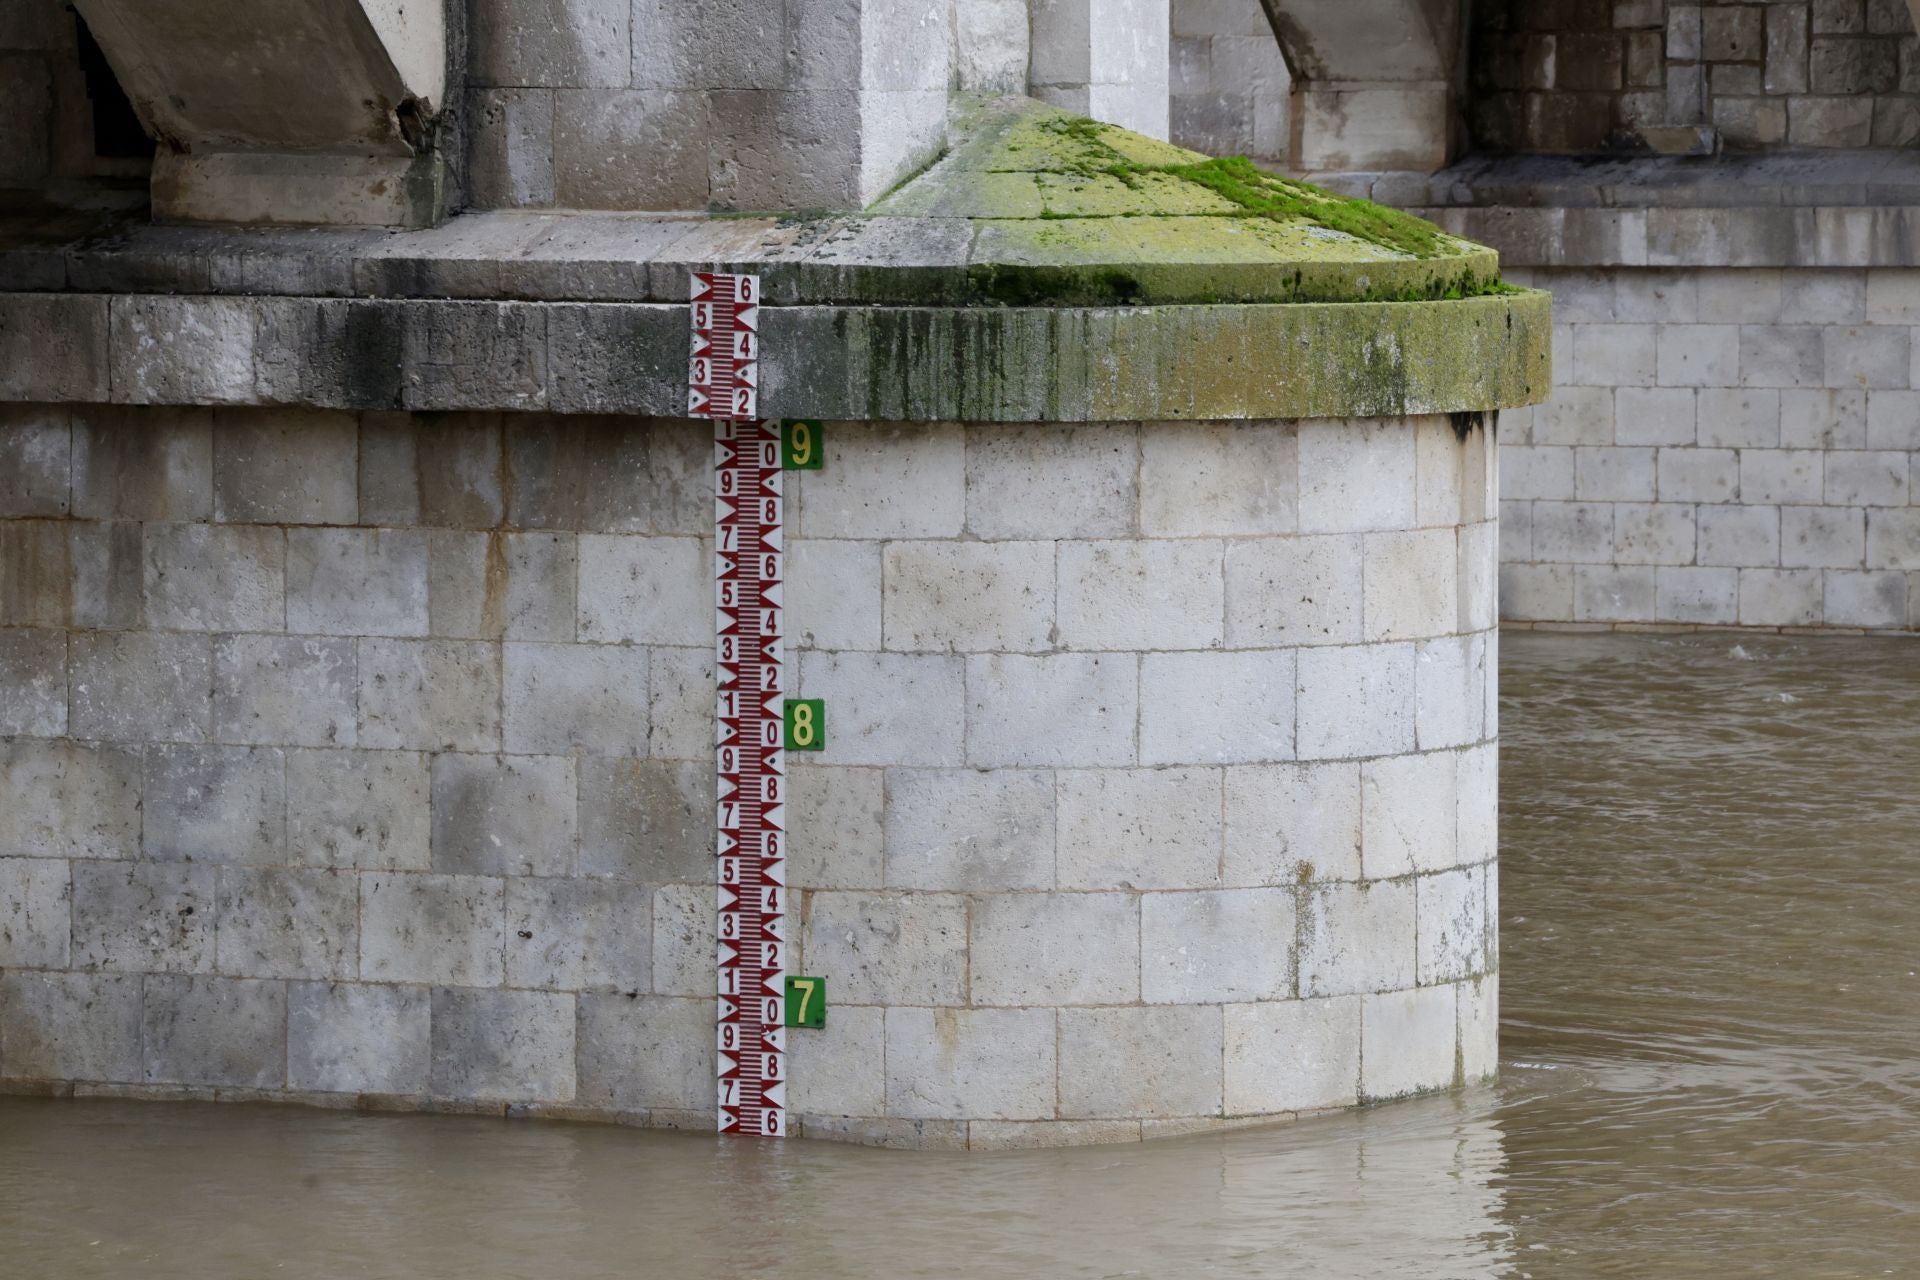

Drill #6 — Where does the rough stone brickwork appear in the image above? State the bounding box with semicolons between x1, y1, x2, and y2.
1498;266;1920;630
0;0;148;191
1472;0;1920;152
0;406;1498;1148
465;0;951;210
1170;0;1290;162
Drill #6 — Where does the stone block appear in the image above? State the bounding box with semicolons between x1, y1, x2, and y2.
211;409;358;524
1655;565;1740;623
802;890;968;1004
1615;389;1697;448
430;988;575;1101
287;748;431;870
1824;569;1907;627
882;541;1054;653
1140;650;1294;766
428;530;576;642
287;528;431;638
1501;445;1576;501
504;415;655;532
1570;323;1655;387
553;90;711;210
649;882;715;997
965;1118;1141;1149
954;0;1030;92
0;406;69;517
507;877;653;992
1057;767;1220;891
1363;530;1458;642
144;524;285;633
1299;880;1415;999
69;522;145;631
1782;506;1865;568
578;757;715;883
216;867;358;980
800;424;964;539
971;891;1138;1006
0;740;142;860
1500;564;1574;621
788;763;885;890
576;535;707;646
0;971;142;1081
1738;326;1824;389
789;1002;886;1117
1658;447;1739;506
1224;534;1363;648
1699;505;1781;566
501;642;649;755
70;408;213;520
1141;888;1292;1003
1295;643;1416;762
1140;422;1298;536
0;857;68;968
390;414;506;529
1699;271;1784;325
706;87;862;211
1613;272;1698;324
962;423;1137;540
1533;387;1614;446
788;539;882;650
1614;502;1698;566
576;993;713;1111
288;982;430;1094
1297;420;1416;534
431;753;576;878
466;88;556;208
1741;450;1825;505
0;295;106;403
1739;568;1824;625
1574;565;1658;621
1875;509;1920;571
632;0;787;89
142;745;285;864
800;650;965;767
1223;762;1361;887
1057;540;1224;651
1825;325;1909;388
470;0;631;88
1415;866;1487;985
142;974;285;1088
359;872;506;987
213;635;356;748
0;629;63;737
1058;1005;1222;1119
1866;390;1920;449
884;768;1054;891
1789;94;1874;145
1459;523;1497;632
1362;751;1458;878
1416;634;1486;752
1223;996;1362;1115
358;638;501;752
1767;3;1812;92
884;1007;1056;1120
1656;325;1740;387
1360;984;1457;1101
646;646;714;762
1696;389;1779;448
109;296;257;406
1460;975;1499;1082
1582;443;1658;498
1499;500;1533;562
1456;743;1497;868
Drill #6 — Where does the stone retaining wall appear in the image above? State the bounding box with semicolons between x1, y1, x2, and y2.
0;406;1498;1148
1499;265;1920;630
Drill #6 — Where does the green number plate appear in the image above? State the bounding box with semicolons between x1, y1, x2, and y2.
785;698;825;751
781;420;824;470
785;976;826;1027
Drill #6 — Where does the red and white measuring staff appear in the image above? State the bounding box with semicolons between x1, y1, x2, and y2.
690;273;788;1138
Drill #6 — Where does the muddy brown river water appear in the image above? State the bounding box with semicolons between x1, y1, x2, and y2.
3;631;1918;1278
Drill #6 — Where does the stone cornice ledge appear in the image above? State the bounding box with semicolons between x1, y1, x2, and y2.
0;290;1551;421
1414;204;1920;270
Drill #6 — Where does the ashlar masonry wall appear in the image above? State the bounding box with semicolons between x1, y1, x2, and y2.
1499;267;1920;630
0;406;1497;1149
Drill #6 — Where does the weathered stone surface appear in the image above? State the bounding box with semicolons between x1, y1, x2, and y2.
359;872;505;987
215;867;358;981
882;541;1054;653
787;763;885;890
1223;996;1362;1115
505;877;652;991
142;745;284;865
789;1003;885;1117
1299;880;1416;998
884;1007;1055;1120
288;982;430;1094
141;974;286;1088
0;857;69;968
1140;422;1298;536
1141;888;1294;1003
965;653;1134;768
1057;540;1224;651
1224;761;1363;886
0;629;64;738
287;529;431;638
965;424;1136;539
427;530;576;641
0;741;142;860
213;635;356;748
1141;651;1294;765
429;988;575;1101
576;993;712;1111
286;748;431;870
357;639;501;752
430;753;576;878
883;769;1055;891
0;971;143;1081
576;536;708;646
970;892;1138;1005
649;882;716;997
0;406;69;517
578;757;715;882
1056;767;1220;890
503;641;649;755
211;409;358;524
1058;1005;1222;1119
803;891;968;1004
1360;984;1457;1101
801;651;966;767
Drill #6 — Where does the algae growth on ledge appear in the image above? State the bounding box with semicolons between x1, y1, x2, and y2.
859;98;1510;307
